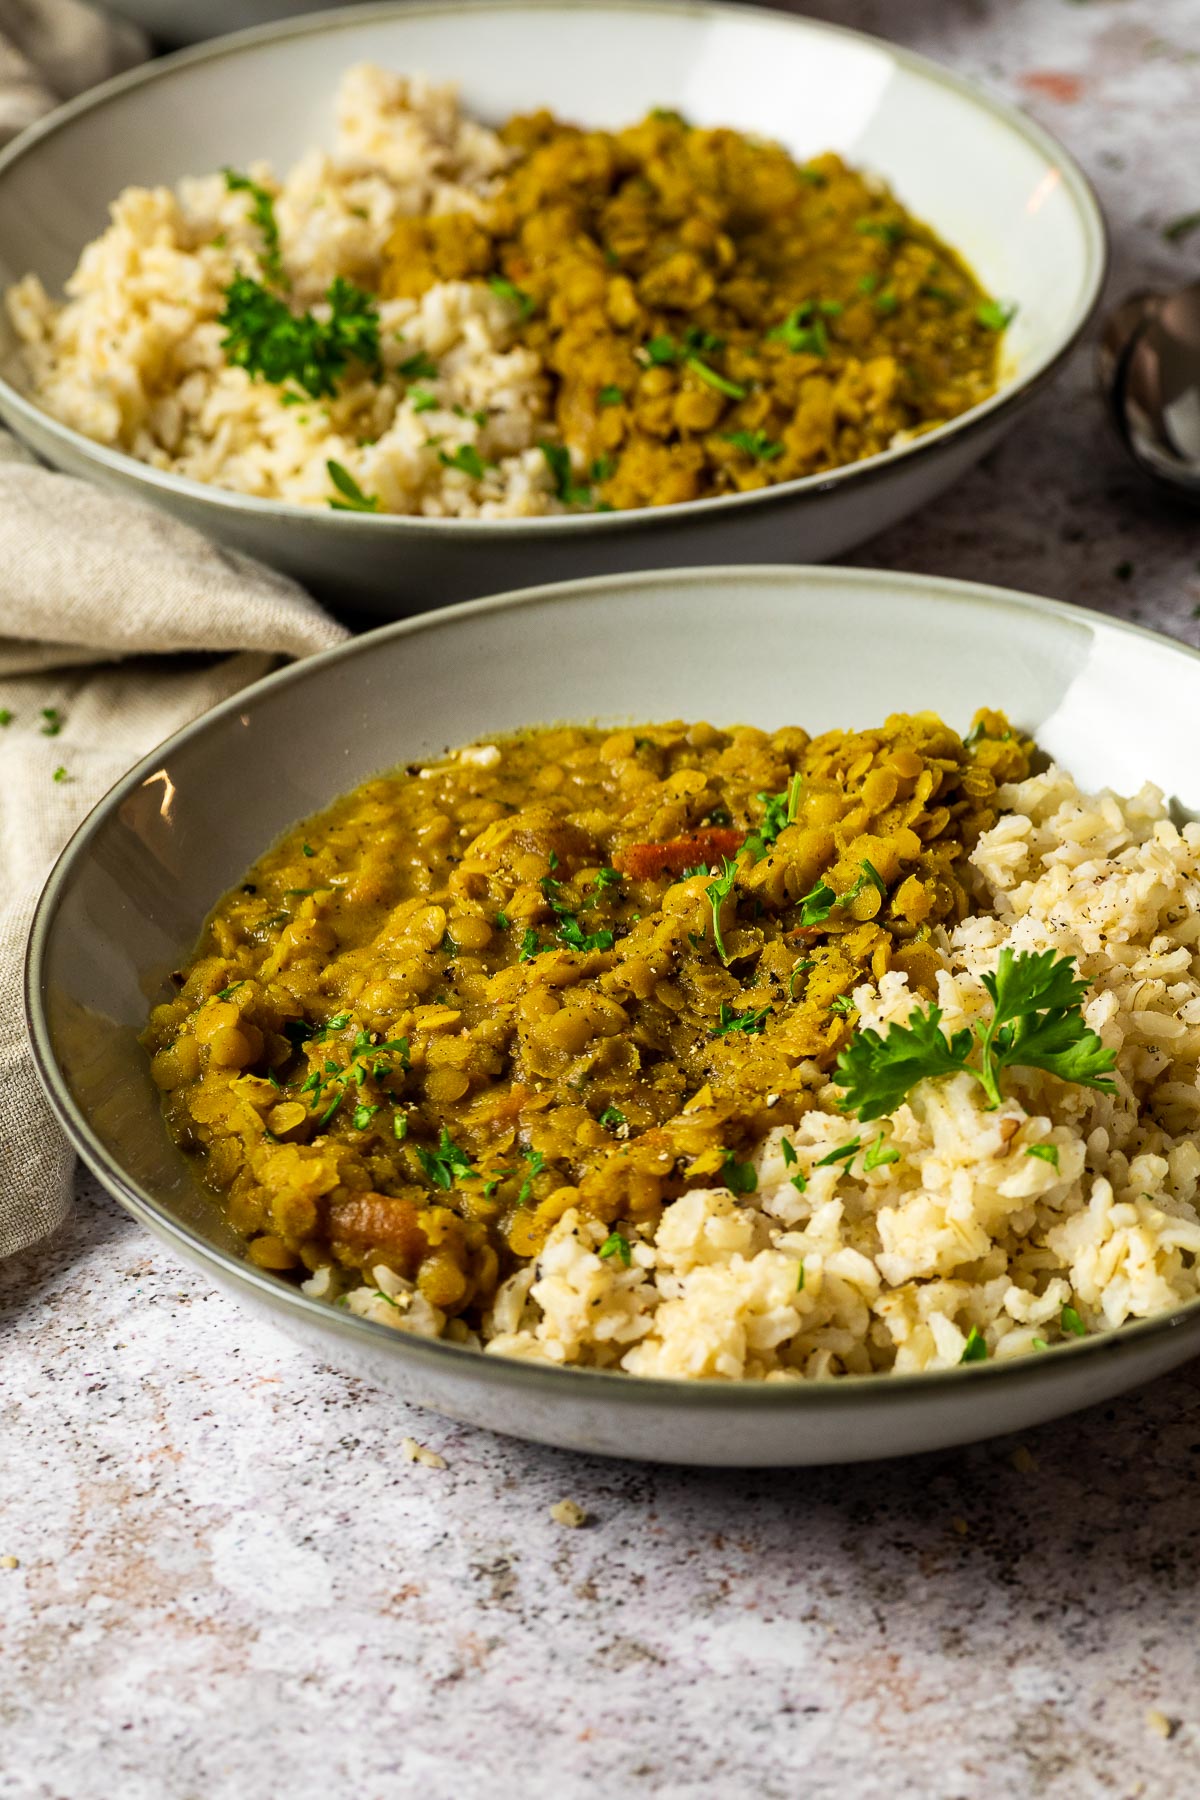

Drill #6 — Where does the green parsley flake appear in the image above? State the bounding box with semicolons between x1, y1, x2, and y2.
863;1134;900;1172
439;444;490;481
326;460;381;512
489;276;536;320
597;385;624;406
814;1138;862;1169
0;709;12;727
599;1105;627;1129
1061;1305;1087;1338
976;299;1017;331
223;168;285;285
219;274;380;399
767;305;829;357
40;707;62;737
960;1326;988;1364
724;429;784;461
598;1230;632;1266
1026;1143;1060;1168
397;349;438;381
516;1146;545;1206
705;856;739;963
540;440;592;506
710;1001;771;1037
52;765;68;783
415;1127;473;1190
721;1147;757;1195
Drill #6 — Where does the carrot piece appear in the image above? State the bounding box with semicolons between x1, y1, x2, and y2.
613;827;745;880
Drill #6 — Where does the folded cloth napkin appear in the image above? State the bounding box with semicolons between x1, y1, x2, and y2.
0;0;147;144
0;438;347;1257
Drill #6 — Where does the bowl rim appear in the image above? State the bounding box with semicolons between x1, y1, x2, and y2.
24;561;1200;1411
0;0;1110;541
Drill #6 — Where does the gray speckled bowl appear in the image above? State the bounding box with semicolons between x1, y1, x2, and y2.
25;565;1200;1465
0;0;1107;617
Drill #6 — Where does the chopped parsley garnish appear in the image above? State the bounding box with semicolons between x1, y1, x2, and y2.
326;459;381;512
830;995;855;1017
598;1230;632;1265
641;331;746;399
439;444;490;480
767;305;829;357
976;299;1017;331
0;710;11;727
393;1112;408;1141
223;168;284;285
724;429;784;461
40;707;62;737
219;274;380;398
599;1105;626;1129
798;880;837;926
711;1001;771;1037
960;1326;988;1364
814;1138;862;1168
52;765;68;783
516;1146;545;1205
489;275;536;320
216;981;245;1000
597;384;624;406
302;843;316;857
1061;1305;1087;1338
874;289;899;317
495;910;510;930
835;948;1117;1120
863;1134;900;1171
410;388;438;413
1164;211;1200;244
416;1128;474;1189
540;440;592;506
1026;1143;1060;1168
705;856;739;963
555;913;615;955
721;1147;757;1195
855;217;905;245
397;349;438;381
441;931;459;957
779;1135;807;1193
518;928;541;962
353;1102;379;1131
743;773;803;861
687;358;746;399
796;1262;806;1291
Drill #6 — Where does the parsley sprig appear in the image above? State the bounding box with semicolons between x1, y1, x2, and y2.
835;949;1116;1121
416;1127;474;1189
223;168;285;286
711;1001;771;1038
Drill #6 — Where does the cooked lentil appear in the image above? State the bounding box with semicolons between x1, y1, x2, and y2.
143;710;1030;1321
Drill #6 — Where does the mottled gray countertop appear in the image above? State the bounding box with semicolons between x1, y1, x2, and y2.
5;2;1200;1795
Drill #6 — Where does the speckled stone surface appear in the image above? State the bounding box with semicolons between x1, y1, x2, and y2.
6;3;1200;1795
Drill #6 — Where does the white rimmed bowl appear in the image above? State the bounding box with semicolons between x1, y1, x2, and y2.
0;0;1106;617
26;564;1200;1466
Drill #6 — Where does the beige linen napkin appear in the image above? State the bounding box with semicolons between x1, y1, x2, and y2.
0;439;347;1256
0;0;146;144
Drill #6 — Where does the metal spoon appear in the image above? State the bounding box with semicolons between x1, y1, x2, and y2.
1102;280;1200;499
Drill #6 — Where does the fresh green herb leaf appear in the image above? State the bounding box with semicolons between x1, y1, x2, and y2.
52;765;68;783
489;275;536;320
767;306;829;357
539;440;592;505
721;1147;757;1195
1026;1143;1060;1167
814;1138;862;1168
598;1230;632;1265
1061;1305;1086;1338
710;1000;771;1037
1164;211;1200;244
397;349;438;381
836;949;1116;1119
798;880;837;927
393;1112;408;1141
439;444;490;480
863;1133;900;1171
223;167;284;285
780;1136;797;1166
788;959;814;999
599;1105;626;1129
597;384;624;406
705;855;739;963
416;1127;474;1190
724;428;784;461
857;273;879;294
796;1262;806;1291
353;1103;379;1130
410;388;439;413
516;1146;545;1206
518;928;541;962
495;910;510;930
960;1326;988;1363
829;995;855;1017
326;459;380;512
219;274;380;398
40;707;62;737
686;356;746;399
216;981;245;1000
0;710;11;727
976;298;1017;331
855;217;905;245
1031;1337;1049;1352
874;290;899;317
302;843;316;857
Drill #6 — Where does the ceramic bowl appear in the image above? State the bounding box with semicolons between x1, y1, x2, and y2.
0;0;1106;618
26;564;1200;1466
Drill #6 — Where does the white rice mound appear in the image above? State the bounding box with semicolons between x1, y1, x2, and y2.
334;761;1200;1380
4;66;566;518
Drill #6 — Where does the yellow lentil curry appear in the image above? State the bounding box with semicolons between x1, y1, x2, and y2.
144;711;1031;1322
382;108;1005;509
